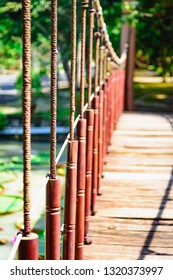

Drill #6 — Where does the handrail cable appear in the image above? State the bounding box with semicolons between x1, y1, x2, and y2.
80;0;88;118
50;0;58;179
94;0;128;67
22;0;32;237
94;14;100;95
69;0;77;140
87;0;95;107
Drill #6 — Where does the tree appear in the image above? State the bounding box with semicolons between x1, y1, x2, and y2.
123;0;173;78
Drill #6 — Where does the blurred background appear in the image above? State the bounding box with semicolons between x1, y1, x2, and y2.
0;0;172;258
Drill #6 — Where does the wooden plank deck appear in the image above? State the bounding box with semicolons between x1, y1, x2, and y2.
84;112;173;260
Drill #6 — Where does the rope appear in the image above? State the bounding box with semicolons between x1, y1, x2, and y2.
70;0;77;140
87;0;95;106
94;31;100;95
22;0;31;237
50;0;58;179
104;48;109;80
99;44;104;86
80;0;89;117
93;0;128;67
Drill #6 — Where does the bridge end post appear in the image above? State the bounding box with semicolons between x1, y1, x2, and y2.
121;24;136;111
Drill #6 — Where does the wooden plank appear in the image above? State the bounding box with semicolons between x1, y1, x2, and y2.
84;112;173;260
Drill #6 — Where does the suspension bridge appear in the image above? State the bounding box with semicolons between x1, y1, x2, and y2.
1;0;173;260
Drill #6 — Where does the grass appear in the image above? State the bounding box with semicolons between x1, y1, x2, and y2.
134;82;173;112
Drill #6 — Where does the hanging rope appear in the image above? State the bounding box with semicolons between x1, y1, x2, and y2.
70;0;77;140
94;29;100;95
22;0;31;237
87;0;95;106
80;0;89;117
50;0;58;179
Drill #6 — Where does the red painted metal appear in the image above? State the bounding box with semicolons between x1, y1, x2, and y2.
91;95;99;215
63;140;78;260
84;108;94;244
97;89;104;194
102;81;108;160
75;118;86;259
18;233;38;260
45;178;61;260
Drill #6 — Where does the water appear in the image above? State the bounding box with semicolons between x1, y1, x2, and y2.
0;140;67;259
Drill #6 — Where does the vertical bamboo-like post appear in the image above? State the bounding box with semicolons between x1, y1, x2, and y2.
45;0;61;260
85;108;94;244
102;49;109;160
125;26;135;111
63;140;78;260
19;0;38;260
84;1;95;244
97;45;104;194
46;179;61;259
63;0;78;260
76;119;86;259
91;95;99;215
91;29;100;215
75;1;88;259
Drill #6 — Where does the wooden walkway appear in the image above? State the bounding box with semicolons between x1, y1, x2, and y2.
84;112;173;260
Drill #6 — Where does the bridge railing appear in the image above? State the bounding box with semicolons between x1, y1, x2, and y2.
7;0;129;260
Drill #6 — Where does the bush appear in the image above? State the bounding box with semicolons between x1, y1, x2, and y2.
0;112;7;129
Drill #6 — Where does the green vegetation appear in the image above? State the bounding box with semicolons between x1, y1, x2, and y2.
0;171;17;184
0;195;23;214
0;112;8;129
134;82;173;112
123;1;173;78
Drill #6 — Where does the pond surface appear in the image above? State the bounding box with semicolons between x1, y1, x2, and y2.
0;140;66;259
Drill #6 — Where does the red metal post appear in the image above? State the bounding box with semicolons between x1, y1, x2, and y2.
18;233;38;260
84;108;94;244
63;140;78;260
75;118;86;259
91;96;99;215
45;178;61;259
103;81;108;159
97;89;104;194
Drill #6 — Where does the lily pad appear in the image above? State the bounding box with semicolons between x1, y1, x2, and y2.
0;185;4;194
0;195;23;215
0;171;17;184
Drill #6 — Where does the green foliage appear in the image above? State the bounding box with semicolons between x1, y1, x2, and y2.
0;112;8;129
16;69;45;107
123;1;173;77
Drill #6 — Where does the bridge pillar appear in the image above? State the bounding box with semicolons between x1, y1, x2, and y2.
121;24;136;111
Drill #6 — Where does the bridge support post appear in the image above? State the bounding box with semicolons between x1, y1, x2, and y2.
75;118;87;259
18;233;38;260
85;109;94;244
63;140;78;260
45;178;61;260
97;89;104;195
91;96;99;215
123;25;136;111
